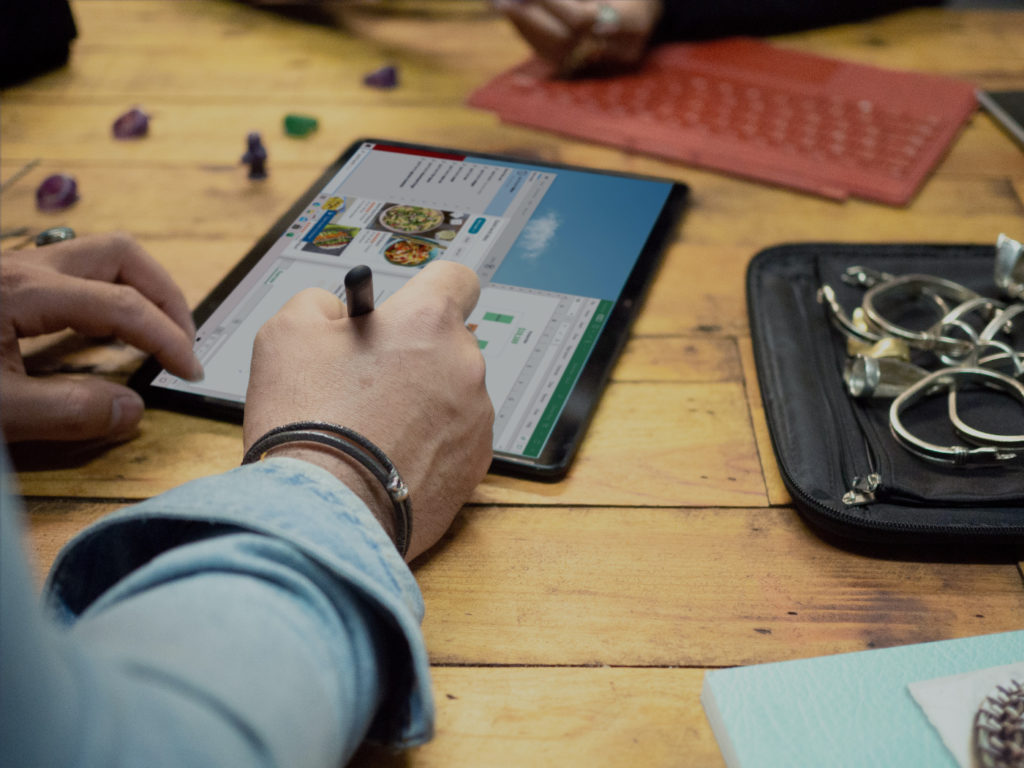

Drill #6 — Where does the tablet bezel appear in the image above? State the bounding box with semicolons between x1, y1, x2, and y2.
129;138;689;480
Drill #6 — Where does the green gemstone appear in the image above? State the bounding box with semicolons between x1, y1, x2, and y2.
283;114;318;137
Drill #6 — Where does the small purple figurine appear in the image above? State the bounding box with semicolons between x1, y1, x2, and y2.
241;132;268;179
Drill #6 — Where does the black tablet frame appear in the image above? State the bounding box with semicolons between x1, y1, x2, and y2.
129;138;689;480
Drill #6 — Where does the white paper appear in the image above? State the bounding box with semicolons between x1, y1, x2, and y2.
909;661;1024;768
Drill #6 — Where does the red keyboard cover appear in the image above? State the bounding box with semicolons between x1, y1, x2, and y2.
468;38;978;205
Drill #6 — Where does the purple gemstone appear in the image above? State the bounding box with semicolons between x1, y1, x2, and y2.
363;65;398;89
35;174;79;211
112;107;150;139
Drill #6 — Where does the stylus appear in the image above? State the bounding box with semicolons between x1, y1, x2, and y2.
345;265;374;317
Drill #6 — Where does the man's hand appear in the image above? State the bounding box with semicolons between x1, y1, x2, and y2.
244;260;494;561
0;232;203;443
494;0;663;76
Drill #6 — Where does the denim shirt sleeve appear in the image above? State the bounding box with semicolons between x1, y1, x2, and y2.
2;456;434;768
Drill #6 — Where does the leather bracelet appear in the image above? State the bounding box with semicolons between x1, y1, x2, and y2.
242;421;411;557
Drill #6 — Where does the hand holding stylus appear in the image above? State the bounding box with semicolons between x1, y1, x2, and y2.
344;264;375;317
245;260;494;561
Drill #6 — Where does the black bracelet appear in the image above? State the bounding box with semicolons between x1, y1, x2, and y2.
242;421;411;558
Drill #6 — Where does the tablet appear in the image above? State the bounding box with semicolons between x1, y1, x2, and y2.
977;89;1024;151
130;139;688;479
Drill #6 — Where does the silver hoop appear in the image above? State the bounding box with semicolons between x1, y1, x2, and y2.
979;303;1024;343
862;274;979;355
889;367;1024;465
946;367;1024;450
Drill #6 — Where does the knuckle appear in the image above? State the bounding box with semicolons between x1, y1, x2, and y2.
0;261;31;296
55;387;104;438
105;230;140;254
412;293;462;334
107;283;145;318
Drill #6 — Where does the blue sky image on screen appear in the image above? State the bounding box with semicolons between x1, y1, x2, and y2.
487;164;673;301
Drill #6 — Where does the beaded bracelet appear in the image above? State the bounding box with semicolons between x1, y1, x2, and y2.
242;421;411;557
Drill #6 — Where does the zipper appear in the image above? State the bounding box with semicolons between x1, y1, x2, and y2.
843;472;880;506
748;251;1024;541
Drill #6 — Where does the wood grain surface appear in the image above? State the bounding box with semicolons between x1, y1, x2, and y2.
5;2;1024;765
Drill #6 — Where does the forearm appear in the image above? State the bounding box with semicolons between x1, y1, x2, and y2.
654;0;943;42
2;458;434;768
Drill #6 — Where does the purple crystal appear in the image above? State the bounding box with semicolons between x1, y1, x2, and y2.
112;107;150;139
35;173;79;211
363;64;398;89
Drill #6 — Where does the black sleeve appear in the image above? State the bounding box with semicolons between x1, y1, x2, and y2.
652;0;943;42
0;0;77;88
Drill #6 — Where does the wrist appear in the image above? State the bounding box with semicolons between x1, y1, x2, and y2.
242;422;412;558
260;443;399;547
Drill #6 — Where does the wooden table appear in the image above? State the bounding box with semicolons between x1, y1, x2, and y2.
3;2;1024;765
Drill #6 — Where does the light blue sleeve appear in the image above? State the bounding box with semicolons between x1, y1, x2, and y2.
0;455;434;768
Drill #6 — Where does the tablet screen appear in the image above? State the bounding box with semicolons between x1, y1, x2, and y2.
136;140;686;477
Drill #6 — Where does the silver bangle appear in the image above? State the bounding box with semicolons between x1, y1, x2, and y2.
979;302;1024;343
242;421;412;557
862;274;979;355
946;368;1024;450
889;367;1024;466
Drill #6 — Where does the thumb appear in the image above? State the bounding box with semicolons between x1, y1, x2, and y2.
1;374;145;443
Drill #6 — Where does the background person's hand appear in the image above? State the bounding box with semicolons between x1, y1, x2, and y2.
493;0;663;76
244;260;494;562
0;232;203;444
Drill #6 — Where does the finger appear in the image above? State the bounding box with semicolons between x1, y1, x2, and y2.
38;232;196;338
0;374;144;443
531;0;600;32
387;261;481;322
496;0;576;63
14;270;203;381
274;286;348;322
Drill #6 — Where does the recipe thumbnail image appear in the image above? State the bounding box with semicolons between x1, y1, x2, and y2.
371;202;467;243
300;224;361;256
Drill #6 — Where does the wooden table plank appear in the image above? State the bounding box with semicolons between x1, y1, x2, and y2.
353;667;724;768
14;381;768;507
25;499;1024;666
6;3;1024;765
418;507;1024;666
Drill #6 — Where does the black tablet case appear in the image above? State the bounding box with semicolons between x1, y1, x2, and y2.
747;243;1024;561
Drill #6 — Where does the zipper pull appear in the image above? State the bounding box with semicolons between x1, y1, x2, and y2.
843;473;881;505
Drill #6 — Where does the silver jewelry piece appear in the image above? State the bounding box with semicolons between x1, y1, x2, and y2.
844;355;929;399
861;274;979;355
994;233;1024;300
591;3;621;36
841;265;896;288
976;348;1024;377
34;226;76;246
889;367;1024;465
980;303;1024;345
818;284;884;344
